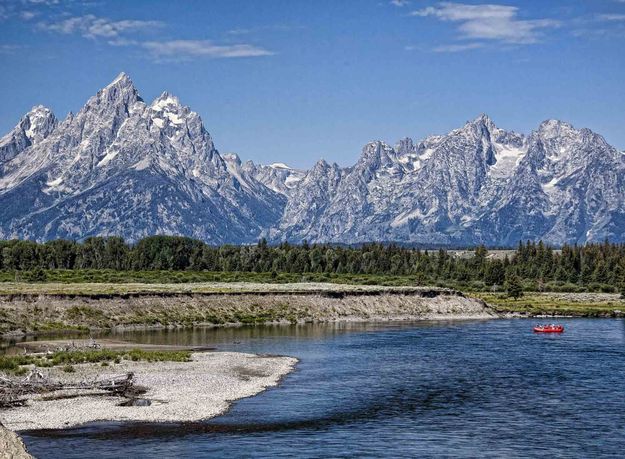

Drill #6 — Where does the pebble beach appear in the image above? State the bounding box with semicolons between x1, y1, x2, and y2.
0;351;297;432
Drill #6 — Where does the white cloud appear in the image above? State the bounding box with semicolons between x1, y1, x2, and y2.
25;0;60;4
37;14;273;60
432;42;484;52
112;39;274;61
19;11;37;20
39;14;162;39
597;14;625;21
0;0;57;22
0;44;26;54
411;2;559;44
390;0;410;6
226;24;305;35
142;40;274;59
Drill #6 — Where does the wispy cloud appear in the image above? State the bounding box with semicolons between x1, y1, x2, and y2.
597;13;625;21
24;0;61;5
227;24;305;35
19;11;37;20
570;11;625;39
432;42;484;52
10;5;277;63
0;0;59;22
111;39;274;61
38;14;162;39
411;2;559;44
0;44;27;54
390;0;410;7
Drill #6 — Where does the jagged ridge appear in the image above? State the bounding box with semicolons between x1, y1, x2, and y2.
1;74;623;246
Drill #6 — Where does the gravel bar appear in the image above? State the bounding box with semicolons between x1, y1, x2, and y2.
0;352;297;431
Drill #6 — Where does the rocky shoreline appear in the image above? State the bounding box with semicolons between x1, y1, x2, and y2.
0;422;33;458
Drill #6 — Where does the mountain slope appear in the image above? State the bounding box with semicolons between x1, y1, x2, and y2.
275;116;625;245
0;73;284;243
0;74;623;246
0;105;56;163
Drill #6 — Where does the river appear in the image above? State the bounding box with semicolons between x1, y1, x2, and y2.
17;318;625;458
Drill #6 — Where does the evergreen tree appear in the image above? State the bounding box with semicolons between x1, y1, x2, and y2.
505;272;524;299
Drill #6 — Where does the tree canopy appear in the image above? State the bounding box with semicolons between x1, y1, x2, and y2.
0;237;624;292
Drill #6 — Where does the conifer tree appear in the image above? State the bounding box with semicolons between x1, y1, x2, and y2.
505;272;523;299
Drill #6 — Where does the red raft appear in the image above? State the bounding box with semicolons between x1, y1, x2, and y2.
533;324;564;333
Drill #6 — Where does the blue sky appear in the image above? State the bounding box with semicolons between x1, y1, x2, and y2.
1;0;624;168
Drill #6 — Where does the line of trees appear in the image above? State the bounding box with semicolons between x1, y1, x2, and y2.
1;236;624;292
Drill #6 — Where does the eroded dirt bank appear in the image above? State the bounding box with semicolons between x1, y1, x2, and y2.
0;284;495;337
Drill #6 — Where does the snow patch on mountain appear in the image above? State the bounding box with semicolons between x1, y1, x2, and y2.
0;74;623;246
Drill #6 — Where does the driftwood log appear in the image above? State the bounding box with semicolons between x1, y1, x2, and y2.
0;372;135;408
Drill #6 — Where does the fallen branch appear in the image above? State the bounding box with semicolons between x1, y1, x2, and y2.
0;371;135;408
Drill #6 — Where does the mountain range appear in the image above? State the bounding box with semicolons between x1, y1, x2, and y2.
1;73;624;246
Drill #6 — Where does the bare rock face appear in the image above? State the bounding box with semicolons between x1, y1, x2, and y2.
0;423;33;458
0;74;285;244
0;74;623;245
0;105;56;163
275;115;625;245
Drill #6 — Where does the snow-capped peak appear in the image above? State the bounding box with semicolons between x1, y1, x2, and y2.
24;105;56;141
269;162;291;170
465;113;497;133
151;92;182;111
148;92;191;128
538;119;575;138
223;153;242;165
472;113;493;124
0;104;57;163
106;72;133;89
1;74;624;246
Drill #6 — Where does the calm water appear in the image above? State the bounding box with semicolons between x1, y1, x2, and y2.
18;319;625;458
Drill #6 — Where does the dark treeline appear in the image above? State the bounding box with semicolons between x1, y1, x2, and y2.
1;236;625;291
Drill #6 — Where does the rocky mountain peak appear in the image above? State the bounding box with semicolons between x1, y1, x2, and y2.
0;105;57;163
0;74;623;246
312;158;331;172
395;137;415;157
105;72;135;91
147;91;195;131
223;153;242;166
76;73;141;126
537;119;576;139
151;91;182;109
460;113;498;137
358;141;396;172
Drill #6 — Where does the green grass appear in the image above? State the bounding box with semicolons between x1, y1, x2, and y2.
0;349;192;375
1;269;619;294
475;293;625;316
1;269;426;287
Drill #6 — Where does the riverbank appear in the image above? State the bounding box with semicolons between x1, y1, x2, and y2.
0;283;494;338
1;351;297;431
475;292;625;317
0;423;32;458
